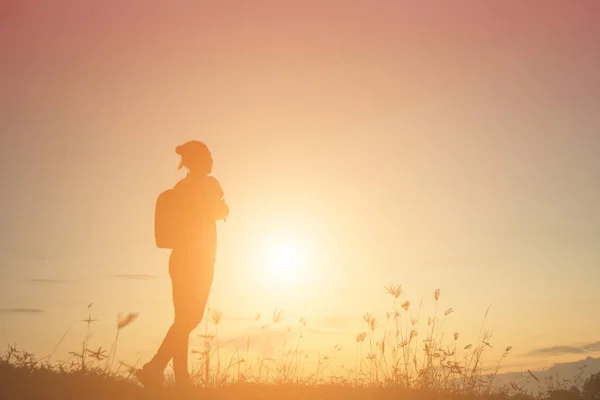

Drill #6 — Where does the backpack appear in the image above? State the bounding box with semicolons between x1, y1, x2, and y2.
154;176;229;249
154;188;183;249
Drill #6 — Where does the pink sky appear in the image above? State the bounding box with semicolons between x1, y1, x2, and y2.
1;1;600;373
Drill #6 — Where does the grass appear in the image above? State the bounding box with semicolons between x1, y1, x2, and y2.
0;283;559;399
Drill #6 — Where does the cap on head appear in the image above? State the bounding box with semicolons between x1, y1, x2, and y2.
176;140;213;172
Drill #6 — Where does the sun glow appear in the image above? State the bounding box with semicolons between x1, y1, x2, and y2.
258;230;315;286
267;244;302;283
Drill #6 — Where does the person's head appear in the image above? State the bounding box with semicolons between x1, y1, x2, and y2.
176;140;213;175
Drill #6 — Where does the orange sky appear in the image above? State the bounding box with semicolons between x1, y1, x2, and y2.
1;1;600;374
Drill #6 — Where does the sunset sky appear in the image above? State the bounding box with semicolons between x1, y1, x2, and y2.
1;1;599;374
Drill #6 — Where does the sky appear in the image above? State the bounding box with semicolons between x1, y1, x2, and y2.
1;0;599;374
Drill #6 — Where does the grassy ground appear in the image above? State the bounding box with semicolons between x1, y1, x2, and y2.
1;359;532;400
0;286;535;399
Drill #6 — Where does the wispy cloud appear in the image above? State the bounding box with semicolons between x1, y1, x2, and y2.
0;308;44;314
107;274;163;280
28;278;72;284
583;341;600;352
529;341;600;356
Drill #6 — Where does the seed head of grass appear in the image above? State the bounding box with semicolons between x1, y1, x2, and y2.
505;346;513;352
401;301;411;311
445;307;454;316
116;312;138;329
434;288;441;301
369;317;379;331
454;332;460;341
384;283;403;299
86;346;107;361
298;317;307;327
81;316;99;325
464;344;472;350
356;332;367;343
255;312;261;321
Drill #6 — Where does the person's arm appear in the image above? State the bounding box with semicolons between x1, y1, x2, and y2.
211;178;229;221
196;176;229;221
216;197;229;221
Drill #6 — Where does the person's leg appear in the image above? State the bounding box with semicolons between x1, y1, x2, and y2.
137;253;182;386
150;323;179;369
172;324;191;381
171;266;214;384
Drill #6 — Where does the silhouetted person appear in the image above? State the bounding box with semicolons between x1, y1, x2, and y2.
137;141;229;388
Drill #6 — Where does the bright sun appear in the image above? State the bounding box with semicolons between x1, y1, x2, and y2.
267;245;302;284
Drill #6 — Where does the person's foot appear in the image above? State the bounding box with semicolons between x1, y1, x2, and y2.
135;362;164;389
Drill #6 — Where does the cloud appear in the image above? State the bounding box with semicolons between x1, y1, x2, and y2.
107;274;163;280
529;346;585;356
529;341;600;356
28;278;72;284
0;308;44;314
583;341;600;352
